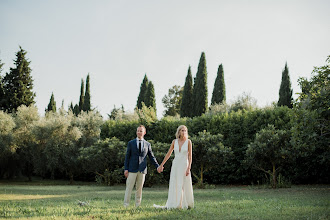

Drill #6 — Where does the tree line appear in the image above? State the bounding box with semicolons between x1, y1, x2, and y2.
0;46;328;188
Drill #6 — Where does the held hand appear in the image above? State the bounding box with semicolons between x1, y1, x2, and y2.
124;170;129;178
185;168;190;176
157;165;164;173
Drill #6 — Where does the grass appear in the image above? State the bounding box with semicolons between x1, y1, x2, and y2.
0;181;329;219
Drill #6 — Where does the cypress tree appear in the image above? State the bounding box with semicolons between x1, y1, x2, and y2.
73;104;79;116
211;64;226;105
192;52;208;116
278;62;293;108
145;81;156;113
69;102;74;113
137;74;149;109
2;46;35;112
83;73;91;112
0;59;5;110
180;66;193;117
46;92;56;112
78;79;84;112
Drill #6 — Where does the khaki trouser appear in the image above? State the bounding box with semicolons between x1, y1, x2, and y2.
124;172;145;207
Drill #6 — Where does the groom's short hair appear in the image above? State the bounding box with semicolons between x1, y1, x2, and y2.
138;125;146;131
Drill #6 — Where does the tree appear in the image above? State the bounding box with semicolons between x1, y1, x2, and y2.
190;130;232;188
79;79;85;112
211;64;226;105
162;85;183;116
180;66;193;117
0;59;5;110
145;81;156;112
245;125;292;188
2;46;36;112
83;73;91;112
192;52;208;117
46;92;56;113
278;63;293;108
137;74;149;109
291;55;330;183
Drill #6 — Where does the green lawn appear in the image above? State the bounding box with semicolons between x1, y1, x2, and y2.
0;182;329;219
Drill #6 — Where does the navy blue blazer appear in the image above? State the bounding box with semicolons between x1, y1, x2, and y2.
124;139;159;174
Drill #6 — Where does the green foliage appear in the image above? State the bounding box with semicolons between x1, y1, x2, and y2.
291;55;330;183
2;47;36;112
83;74;91;112
192;52;208;117
162;85;183;117
180;66;193;117
144;81;156;113
46;92;56;113
78;79;84;112
211;64;226;105
230;92;258;112
278;63;293;108
0;59;5;111
33;111;82;181
137;74;149;109
190;131;233;187
79;138;126;185
245;125;292;188
135;103;157;126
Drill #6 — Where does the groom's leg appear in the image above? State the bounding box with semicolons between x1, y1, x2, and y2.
135;172;146;207
124;172;137;207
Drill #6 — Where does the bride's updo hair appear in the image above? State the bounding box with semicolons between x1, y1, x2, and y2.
175;125;188;139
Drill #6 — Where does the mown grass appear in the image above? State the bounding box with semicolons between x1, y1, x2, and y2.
0;182;329;219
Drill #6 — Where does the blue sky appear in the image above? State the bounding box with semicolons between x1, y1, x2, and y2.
1;0;329;118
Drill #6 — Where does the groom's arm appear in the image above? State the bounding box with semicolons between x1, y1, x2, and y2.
147;143;159;169
124;142;131;176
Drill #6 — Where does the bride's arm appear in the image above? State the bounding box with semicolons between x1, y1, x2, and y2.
160;140;175;167
186;139;192;176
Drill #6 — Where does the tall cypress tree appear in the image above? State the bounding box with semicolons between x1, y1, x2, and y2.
2;46;35;112
192;52;208;116
0;59;5;110
137;74;149;109
83;73;91;112
73;104;79;116
145;81;156;112
46;92;56;112
180;66;193;117
278;62;293;108
211;64;226;105
78;79;85;112
69;102;74;113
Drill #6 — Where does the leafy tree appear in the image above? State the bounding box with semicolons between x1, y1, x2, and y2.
135;102;157;126
162;85;183;116
278;63;293;108
190;130;232;187
0;110;16;179
69;102;74;113
137;74;149;109
2;47;35;112
83;73;91;112
211;64;226;105
145;80;156;113
46;92;56;113
180;66;193;117
245;125;292;188
14;105;40;181
33;110;82;183
292;55;330;183
192;52;208;117
79;138;126;185
230;92;258;112
79;79;84;112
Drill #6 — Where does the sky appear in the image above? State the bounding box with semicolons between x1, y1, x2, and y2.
1;0;330;118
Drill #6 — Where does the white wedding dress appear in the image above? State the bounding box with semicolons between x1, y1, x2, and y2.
154;139;194;209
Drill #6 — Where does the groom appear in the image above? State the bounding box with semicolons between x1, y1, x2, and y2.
124;125;162;208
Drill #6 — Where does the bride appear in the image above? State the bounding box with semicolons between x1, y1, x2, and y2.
154;125;194;209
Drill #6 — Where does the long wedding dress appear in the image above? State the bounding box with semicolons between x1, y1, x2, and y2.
154;139;194;209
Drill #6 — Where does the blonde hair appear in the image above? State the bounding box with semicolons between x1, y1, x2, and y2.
175;125;188;139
